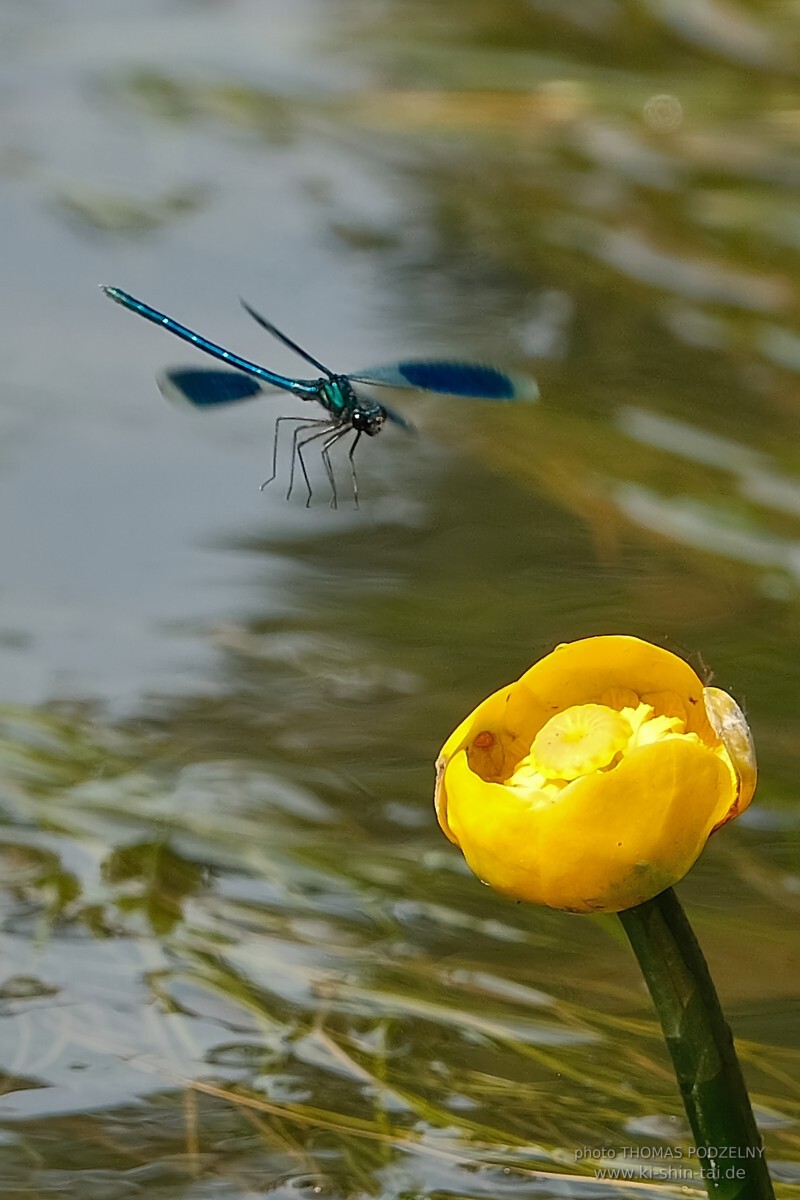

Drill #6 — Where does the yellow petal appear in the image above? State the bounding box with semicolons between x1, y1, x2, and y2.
703;686;757;823
515;636;715;743
444;737;735;913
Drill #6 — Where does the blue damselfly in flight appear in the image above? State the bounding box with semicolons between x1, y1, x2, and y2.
102;286;538;507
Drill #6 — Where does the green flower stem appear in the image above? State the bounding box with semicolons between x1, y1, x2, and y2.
618;887;773;1200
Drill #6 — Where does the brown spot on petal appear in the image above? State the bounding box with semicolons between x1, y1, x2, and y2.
474;730;496;749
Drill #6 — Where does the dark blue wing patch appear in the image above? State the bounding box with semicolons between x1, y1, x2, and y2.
159;368;264;408
350;361;538;402
396;361;515;398
382;404;417;434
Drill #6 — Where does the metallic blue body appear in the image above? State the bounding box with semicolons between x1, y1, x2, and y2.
102;286;314;395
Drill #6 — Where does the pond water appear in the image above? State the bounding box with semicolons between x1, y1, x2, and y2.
1;1;799;1197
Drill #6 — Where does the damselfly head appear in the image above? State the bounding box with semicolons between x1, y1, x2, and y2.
351;402;386;437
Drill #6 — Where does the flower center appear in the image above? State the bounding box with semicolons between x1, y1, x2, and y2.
500;698;690;797
529;704;632;780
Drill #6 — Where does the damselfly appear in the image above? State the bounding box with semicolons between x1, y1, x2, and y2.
102;286;537;507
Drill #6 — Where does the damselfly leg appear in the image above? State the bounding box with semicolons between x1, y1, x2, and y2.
347;431;362;508
263;415;359;509
260;415;328;493
319;428;364;510
293;421;341;507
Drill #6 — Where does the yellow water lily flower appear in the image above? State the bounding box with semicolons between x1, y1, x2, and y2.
434;636;756;913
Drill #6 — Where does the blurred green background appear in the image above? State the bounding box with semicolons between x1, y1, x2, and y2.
1;1;799;1196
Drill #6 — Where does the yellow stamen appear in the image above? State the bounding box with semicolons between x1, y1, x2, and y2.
642;690;687;725
527;704;632;780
